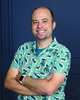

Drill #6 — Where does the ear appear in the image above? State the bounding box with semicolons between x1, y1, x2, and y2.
52;21;56;30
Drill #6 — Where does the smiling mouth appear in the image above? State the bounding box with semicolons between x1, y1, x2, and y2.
37;30;46;35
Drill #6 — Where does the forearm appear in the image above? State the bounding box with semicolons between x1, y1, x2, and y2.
4;78;40;96
16;73;59;96
22;76;49;95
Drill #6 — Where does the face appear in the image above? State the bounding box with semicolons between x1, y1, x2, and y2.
31;8;56;41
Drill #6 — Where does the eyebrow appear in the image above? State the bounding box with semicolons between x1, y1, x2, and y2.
42;18;48;20
32;18;48;22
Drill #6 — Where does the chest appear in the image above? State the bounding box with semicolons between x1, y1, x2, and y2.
19;51;56;79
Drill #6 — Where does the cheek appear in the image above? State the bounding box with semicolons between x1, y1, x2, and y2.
45;23;52;28
32;26;37;31
46;25;49;29
32;26;35;31
32;27;37;34
45;23;49;28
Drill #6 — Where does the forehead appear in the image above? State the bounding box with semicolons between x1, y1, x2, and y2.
32;8;52;20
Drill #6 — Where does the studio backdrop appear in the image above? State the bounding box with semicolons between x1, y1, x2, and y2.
0;0;80;100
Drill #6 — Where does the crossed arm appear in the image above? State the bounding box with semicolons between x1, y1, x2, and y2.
4;67;38;96
4;67;66;96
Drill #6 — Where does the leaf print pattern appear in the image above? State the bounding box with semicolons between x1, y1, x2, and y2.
10;37;71;100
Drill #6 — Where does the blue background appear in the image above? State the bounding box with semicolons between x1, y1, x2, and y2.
0;0;80;100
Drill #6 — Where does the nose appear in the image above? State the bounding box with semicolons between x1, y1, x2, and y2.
38;22;42;28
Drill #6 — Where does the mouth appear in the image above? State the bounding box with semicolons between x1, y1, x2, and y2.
37;30;46;35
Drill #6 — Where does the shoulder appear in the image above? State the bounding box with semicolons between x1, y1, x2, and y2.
55;43;71;61
18;41;36;51
51;37;71;54
14;41;36;56
58;43;71;54
58;43;70;53
52;37;71;59
52;37;71;55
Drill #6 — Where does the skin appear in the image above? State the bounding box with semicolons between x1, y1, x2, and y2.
4;7;66;96
31;7;56;49
4;67;39;95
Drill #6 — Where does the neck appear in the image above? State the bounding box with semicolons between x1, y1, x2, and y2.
36;38;53;49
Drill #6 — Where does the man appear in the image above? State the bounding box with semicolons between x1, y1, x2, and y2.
4;6;71;100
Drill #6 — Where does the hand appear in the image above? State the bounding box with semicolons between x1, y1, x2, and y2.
46;73;53;80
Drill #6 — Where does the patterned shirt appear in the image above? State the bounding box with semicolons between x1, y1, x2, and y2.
10;37;71;100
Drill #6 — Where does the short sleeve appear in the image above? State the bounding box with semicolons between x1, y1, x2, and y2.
10;46;23;69
51;47;71;75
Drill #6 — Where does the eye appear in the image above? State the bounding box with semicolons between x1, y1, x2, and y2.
43;20;47;23
33;21;38;24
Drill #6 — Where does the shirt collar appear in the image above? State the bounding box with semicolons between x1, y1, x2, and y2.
49;37;58;48
31;37;58;54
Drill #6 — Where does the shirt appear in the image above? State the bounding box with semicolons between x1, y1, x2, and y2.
36;48;44;56
10;37;71;100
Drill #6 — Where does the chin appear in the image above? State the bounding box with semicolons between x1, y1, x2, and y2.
37;36;47;40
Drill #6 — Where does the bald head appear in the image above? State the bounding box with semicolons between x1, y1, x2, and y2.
31;6;55;23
